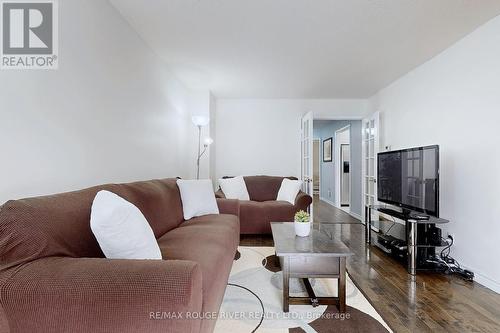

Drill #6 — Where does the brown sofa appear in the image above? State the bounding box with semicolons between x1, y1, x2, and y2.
0;178;240;333
216;176;312;234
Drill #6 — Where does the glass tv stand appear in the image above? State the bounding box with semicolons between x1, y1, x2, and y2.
365;205;450;275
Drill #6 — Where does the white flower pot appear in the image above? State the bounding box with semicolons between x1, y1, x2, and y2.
294;221;311;237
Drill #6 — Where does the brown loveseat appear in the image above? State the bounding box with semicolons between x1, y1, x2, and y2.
0;178;240;333
216;176;312;234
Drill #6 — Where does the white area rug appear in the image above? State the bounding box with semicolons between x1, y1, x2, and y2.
215;246;392;333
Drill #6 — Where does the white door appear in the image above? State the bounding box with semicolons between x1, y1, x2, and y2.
301;111;314;222
362;112;380;224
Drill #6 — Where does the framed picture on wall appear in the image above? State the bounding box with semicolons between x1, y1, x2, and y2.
323;138;332;162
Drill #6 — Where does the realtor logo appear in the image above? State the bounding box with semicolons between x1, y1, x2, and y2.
1;0;58;69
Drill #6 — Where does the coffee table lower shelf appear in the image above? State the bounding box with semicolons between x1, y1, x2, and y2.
280;256;346;313
270;222;353;314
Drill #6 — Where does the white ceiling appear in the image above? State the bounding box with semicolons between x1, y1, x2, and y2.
110;0;500;98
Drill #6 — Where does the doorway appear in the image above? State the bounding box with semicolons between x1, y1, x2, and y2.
312;119;363;221
334;126;351;214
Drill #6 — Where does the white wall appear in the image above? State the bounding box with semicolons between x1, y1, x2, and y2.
209;92;217;184
215;99;367;180
369;15;500;292
0;0;197;204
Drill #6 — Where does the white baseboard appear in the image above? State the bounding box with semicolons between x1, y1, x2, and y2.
459;262;500;294
319;197;336;207
349;211;362;221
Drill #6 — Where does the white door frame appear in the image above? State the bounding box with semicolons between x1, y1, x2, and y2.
334;125;351;208
361;111;380;225
301;111;314;222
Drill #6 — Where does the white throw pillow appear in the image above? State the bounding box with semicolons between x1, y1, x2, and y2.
218;176;250;200
176;179;220;220
277;178;303;205
90;190;162;260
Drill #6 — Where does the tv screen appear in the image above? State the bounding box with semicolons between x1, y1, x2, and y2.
377;145;439;217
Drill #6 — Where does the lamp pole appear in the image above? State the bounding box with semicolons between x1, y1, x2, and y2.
196;125;202;179
192;115;212;180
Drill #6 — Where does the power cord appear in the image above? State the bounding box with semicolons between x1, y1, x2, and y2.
227;283;265;333
379;204;473;281
426;236;474;281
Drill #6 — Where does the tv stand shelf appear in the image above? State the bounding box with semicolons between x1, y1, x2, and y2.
365;205;449;275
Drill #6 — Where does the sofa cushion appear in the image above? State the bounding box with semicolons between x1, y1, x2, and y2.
111;179;185;236
277;178;302;204
176;179;219;219
243;175;297;202
257;200;297;220
157;214;239;332
218;176;250;200
0;179;184;275
239;200;297;234
90;190;162;260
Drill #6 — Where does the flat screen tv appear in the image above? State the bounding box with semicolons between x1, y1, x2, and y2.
377;145;439;217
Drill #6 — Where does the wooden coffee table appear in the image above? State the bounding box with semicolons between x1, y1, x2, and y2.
271;222;354;313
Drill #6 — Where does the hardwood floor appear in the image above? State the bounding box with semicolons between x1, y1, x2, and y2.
313;195;361;224
240;196;500;333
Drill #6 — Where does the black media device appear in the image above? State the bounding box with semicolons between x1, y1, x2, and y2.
427;226;442;246
410;213;430;221
378;145;439;218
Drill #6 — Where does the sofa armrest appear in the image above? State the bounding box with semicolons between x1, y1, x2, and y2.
1;257;203;333
217;198;240;216
215;189;226;199
294;190;313;210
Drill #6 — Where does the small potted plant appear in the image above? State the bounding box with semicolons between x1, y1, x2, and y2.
294;210;311;237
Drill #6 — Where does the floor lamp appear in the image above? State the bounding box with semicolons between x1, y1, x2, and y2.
192;116;213;179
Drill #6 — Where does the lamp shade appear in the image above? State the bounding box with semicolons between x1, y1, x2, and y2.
204;137;214;146
191;115;210;127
